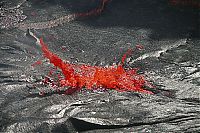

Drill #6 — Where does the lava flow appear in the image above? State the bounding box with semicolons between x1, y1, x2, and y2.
38;38;153;95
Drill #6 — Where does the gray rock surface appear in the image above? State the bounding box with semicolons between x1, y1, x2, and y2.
0;0;199;132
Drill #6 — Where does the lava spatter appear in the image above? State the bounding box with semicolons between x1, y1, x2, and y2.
38;38;153;95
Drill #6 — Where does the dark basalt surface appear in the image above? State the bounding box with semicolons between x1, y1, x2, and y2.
0;0;200;132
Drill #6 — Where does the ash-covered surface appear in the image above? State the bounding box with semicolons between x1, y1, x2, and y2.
0;0;200;132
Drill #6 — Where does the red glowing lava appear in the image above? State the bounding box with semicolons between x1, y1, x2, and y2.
38;38;153;94
31;60;42;67
76;0;110;18
169;0;200;8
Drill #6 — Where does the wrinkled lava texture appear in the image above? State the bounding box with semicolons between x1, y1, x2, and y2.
0;0;200;133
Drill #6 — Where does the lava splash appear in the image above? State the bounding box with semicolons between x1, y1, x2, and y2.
39;38;153;94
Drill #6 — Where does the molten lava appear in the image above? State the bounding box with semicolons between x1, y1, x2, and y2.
39;38;153;94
